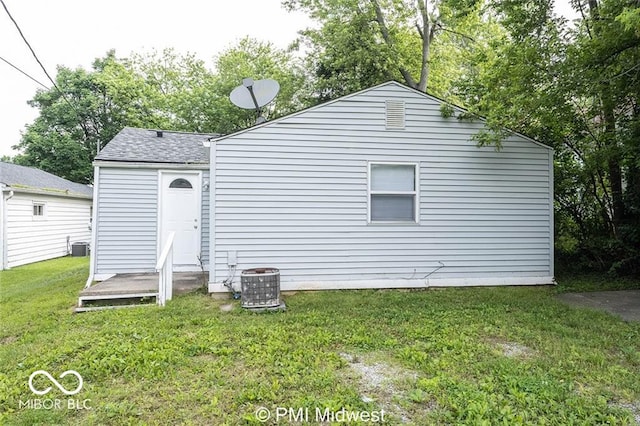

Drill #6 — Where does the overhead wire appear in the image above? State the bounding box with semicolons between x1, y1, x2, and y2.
1;0;83;119
1;0;60;91
0;55;49;89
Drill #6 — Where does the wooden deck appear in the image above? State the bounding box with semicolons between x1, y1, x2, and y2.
77;272;206;312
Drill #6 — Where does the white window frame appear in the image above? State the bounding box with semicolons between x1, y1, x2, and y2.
367;162;419;224
32;202;46;219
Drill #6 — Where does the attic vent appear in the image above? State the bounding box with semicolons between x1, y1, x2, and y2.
385;100;405;129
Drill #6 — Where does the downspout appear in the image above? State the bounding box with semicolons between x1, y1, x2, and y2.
1;187;14;270
85;166;99;288
0;185;5;270
549;149;555;280
208;137;216;292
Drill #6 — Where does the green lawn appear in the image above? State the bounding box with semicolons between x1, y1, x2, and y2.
1;258;639;425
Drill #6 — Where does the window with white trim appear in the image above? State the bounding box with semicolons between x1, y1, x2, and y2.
33;203;45;217
369;163;418;222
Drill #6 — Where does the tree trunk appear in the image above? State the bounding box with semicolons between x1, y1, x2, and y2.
597;85;625;237
417;0;431;92
371;0;432;92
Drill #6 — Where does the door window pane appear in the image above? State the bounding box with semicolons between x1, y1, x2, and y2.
169;178;193;189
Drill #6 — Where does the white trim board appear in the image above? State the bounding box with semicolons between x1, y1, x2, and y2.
208;276;555;293
6;187;92;200
0;185;6;270
209;138;217;283
94;161;208;170
86;166;100;287
157;170;203;267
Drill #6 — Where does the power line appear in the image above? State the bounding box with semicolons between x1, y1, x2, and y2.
1;0;84;124
0;0;62;92
0;55;49;89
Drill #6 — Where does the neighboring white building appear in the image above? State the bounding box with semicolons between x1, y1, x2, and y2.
0;162;93;270
89;81;554;292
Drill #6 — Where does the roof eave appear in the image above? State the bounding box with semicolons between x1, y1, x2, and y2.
4;185;93;200
93;160;210;169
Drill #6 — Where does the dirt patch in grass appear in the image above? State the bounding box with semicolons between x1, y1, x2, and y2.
219;303;235;312
610;401;640;424
339;352;436;424
0;335;17;345
487;337;535;358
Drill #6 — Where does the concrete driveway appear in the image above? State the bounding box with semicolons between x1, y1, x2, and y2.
557;290;640;322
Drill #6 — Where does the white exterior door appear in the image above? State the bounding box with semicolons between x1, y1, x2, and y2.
160;172;201;266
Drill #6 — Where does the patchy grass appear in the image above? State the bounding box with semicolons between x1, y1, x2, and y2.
555;273;640;293
1;259;639;424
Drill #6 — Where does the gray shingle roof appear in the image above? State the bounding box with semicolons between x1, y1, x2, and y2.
0;162;93;198
96;127;218;164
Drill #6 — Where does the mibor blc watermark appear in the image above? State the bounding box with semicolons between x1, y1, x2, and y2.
20;370;91;410
255;406;386;423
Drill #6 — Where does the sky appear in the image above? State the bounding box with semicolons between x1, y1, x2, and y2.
0;0;311;157
0;0;579;158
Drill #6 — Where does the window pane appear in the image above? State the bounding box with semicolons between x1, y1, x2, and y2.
371;164;415;191
169;178;193;189
371;194;415;221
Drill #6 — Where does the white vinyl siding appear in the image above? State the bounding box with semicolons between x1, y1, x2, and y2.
211;82;553;287
5;193;91;268
93;167;210;274
201;170;210;265
94;168;158;274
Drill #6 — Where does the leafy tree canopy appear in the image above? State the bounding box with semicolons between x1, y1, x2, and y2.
285;0;502;101
13;39;305;183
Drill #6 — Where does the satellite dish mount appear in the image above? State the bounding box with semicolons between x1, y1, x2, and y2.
230;78;280;124
243;78;260;110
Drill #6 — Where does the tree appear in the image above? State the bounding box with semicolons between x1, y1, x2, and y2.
285;0;493;100
208;37;308;134
12;41;308;183
12;52;143;183
456;0;640;274
119;49;216;133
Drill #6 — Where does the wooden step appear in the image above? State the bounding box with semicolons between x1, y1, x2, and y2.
78;292;158;303
76;292;159;313
75;303;156;313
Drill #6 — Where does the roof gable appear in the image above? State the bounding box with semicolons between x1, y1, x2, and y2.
0;162;93;198
213;81;551;150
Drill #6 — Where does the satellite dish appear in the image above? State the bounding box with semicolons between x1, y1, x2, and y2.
230;78;280;124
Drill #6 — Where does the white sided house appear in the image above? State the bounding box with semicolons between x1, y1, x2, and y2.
89;81;554;292
89;128;215;283
0;162;93;270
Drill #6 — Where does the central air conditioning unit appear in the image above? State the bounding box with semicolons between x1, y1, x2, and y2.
240;267;281;309
71;242;90;257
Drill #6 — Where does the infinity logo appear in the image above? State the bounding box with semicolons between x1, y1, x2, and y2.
28;370;83;396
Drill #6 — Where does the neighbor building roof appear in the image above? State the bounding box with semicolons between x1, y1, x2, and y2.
0;162;93;198
96;127;218;164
